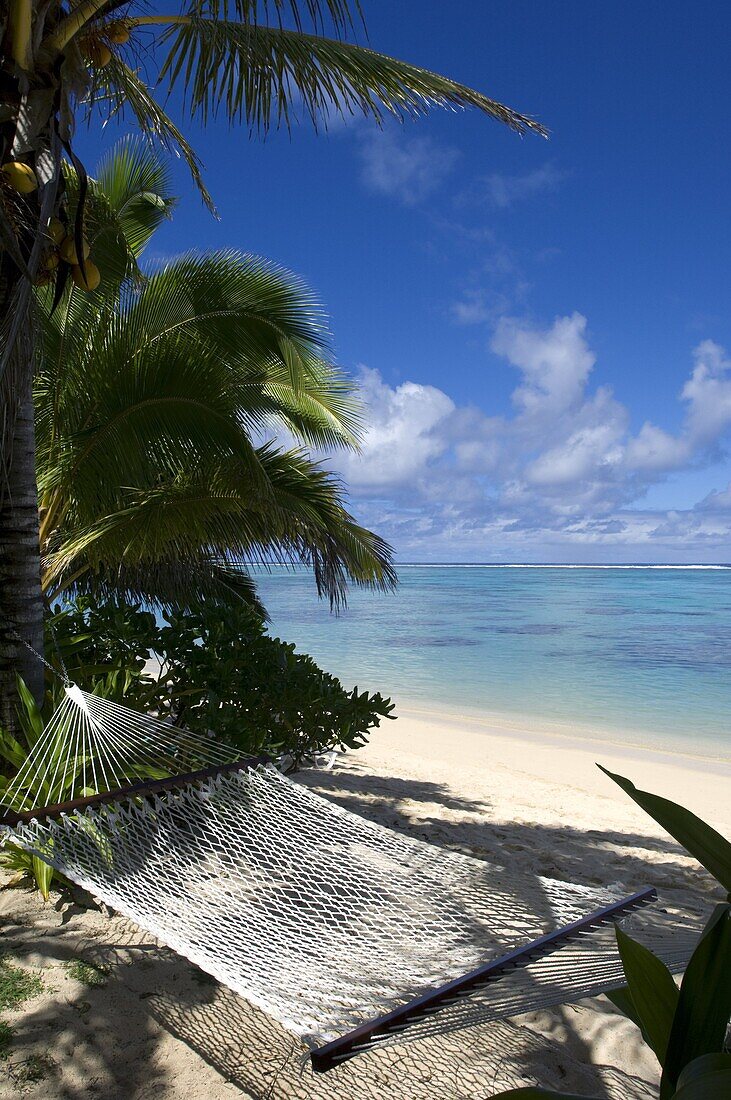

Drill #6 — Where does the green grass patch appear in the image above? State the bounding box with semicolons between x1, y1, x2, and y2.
0;1020;14;1060
0;957;43;1011
66;959;110;988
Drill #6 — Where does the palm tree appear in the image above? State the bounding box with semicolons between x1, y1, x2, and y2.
0;0;545;713
36;139;396;623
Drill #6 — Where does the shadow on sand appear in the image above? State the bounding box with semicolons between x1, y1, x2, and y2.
2;762;713;1098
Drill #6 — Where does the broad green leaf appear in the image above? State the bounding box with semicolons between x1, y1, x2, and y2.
597;766;731;892
0;729;29;771
674;1053;731;1099
615;926;679;1067
32;857;54;902
14;675;44;746
662;904;731;1098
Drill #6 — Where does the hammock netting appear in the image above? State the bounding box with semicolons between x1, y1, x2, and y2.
0;685;698;1071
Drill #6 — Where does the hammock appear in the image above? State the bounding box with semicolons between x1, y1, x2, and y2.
0;684;697;1073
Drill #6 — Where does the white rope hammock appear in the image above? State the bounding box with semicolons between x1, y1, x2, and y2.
0;685;698;1072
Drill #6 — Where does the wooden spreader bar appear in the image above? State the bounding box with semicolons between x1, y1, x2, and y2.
0;754;269;828
310;885;657;1073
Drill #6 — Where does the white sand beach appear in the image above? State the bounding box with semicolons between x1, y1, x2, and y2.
1;709;726;1099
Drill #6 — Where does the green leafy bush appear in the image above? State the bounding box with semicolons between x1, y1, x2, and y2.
2;598;393;897
492;770;731;1100
49;597;395;765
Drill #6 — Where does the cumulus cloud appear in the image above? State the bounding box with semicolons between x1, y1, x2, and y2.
493;312;594;416
336;367;455;490
357;128;459;205
696;481;731;512
682;339;731;445
329;317;731;559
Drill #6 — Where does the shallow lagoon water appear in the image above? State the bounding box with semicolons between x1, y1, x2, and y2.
255;566;731;759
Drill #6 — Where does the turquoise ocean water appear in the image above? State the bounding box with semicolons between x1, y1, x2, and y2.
255;565;731;760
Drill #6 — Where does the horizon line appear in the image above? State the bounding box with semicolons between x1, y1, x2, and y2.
393;562;731;568
254;561;731;570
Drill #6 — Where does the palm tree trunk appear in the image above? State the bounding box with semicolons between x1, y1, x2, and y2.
0;367;44;733
0;113;62;734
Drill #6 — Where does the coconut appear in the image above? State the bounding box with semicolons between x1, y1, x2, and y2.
71;261;101;291
35;251;60;286
84;40;113;67
60;235;91;264
1;161;37;194
46;217;66;245
106;20;130;44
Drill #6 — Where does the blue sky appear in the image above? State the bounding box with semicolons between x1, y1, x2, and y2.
79;0;731;562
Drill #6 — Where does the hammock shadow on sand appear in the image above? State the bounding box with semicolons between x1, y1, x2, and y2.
4;759;694;1061
146;977;658;1100
300;767;715;925
0;686;701;1073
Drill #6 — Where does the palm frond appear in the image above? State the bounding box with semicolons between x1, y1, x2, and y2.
254;443;396;601
36;141;395;612
95;135;176;257
94;56;217;213
66;558;269;619
155;19;546;135
112;250;362;446
44;445;395;609
55;142;174;293
188;0;362;37
125;250;331;362
262;360;363;448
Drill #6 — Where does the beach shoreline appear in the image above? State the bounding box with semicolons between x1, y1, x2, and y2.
393;699;731;773
352;705;730;834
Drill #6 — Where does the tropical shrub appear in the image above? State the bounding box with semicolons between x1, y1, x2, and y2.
48;598;395;766
493;770;731;1099
0;677;71;898
1;597;394;895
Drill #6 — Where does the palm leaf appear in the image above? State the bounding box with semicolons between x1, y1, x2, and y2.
94;135;177;257
44;445;395;608
185;0;362;37
94;57;217;214
66;557;269;619
155;18;546;135
36;141;395;614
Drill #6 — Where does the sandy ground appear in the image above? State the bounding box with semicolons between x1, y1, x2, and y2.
0;708;727;1099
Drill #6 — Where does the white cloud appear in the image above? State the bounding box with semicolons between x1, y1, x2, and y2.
332;317;731;559
450;291;496;326
682;339;731;445
357;128;459;205
625;340;731;473
697;481;731;511
336;367;455;490
525;420;625;489
476;163;566;209
493;312;595;416
625;423;690;472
